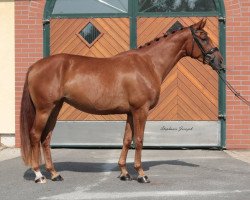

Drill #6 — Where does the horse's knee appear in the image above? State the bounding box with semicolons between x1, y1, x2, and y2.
123;138;132;148
135;137;143;149
118;162;126;168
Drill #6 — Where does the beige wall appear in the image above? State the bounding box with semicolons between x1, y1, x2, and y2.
0;0;15;134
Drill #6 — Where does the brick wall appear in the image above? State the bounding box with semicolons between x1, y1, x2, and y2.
15;0;45;147
15;0;250;149
224;0;250;149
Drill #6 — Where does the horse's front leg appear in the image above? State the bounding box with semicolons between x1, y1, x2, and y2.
132;105;150;183
118;113;133;181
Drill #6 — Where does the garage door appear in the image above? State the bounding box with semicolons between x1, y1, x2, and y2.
45;0;225;147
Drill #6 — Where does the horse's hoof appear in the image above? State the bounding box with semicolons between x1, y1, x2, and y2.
137;175;150;183
52;174;64;181
35;176;47;184
119;174;132;181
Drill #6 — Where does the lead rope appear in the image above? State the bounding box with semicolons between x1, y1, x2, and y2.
217;71;250;107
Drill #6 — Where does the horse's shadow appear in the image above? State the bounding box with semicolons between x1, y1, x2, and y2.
23;160;199;180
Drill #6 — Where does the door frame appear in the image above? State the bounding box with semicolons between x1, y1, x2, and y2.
43;0;226;148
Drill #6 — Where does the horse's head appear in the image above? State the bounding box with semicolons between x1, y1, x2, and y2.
188;19;223;71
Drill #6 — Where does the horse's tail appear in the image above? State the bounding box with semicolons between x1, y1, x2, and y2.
20;73;35;166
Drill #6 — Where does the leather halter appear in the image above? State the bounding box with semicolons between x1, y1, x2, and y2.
189;26;219;67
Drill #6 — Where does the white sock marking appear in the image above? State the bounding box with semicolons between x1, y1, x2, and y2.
34;170;43;180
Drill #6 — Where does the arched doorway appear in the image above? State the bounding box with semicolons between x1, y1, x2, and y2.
43;0;226;148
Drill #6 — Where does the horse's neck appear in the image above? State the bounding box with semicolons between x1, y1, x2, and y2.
143;31;189;83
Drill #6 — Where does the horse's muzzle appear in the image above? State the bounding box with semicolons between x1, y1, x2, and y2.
208;56;224;71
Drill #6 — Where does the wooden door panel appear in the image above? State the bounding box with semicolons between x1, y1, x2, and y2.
137;17;219;120
51;17;218;121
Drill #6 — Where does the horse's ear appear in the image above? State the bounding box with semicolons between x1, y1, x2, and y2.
192;19;207;30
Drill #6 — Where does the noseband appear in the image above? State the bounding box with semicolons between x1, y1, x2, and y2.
189;26;219;67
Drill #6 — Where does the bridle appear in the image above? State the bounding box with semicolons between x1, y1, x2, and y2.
189;26;220;70
190;26;250;107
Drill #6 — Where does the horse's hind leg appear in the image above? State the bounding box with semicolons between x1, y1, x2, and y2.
41;102;63;181
42;131;63;181
118;113;133;181
30;107;53;183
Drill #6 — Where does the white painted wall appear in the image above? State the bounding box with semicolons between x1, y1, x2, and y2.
0;1;15;141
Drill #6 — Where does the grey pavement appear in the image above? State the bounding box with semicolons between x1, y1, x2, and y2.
0;146;20;161
0;148;250;200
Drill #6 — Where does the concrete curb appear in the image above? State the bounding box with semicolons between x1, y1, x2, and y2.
224;150;250;164
0;147;250;164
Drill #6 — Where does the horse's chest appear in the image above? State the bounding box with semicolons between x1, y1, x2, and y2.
149;88;160;109
128;82;160;109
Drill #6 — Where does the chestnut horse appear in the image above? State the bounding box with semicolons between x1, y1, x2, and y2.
20;19;223;183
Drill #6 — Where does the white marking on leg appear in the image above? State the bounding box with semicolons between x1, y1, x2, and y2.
34;170;43;181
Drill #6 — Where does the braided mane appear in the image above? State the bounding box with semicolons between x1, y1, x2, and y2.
138;27;184;49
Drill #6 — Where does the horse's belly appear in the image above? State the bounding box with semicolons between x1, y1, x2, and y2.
65;92;130;115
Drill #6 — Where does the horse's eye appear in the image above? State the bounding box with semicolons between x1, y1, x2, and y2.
201;38;208;44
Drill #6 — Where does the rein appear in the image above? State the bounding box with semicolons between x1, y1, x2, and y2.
217;71;250;107
189;26;250;107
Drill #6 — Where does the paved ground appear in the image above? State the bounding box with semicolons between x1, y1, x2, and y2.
0;146;20;161
0;148;250;200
